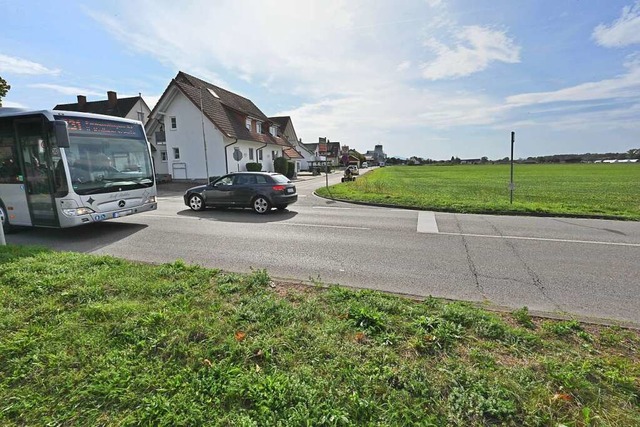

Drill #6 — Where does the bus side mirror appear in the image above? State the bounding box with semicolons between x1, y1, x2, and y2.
53;120;70;148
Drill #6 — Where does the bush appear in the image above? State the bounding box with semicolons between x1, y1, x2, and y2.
274;157;288;175
246;162;262;172
286;162;295;179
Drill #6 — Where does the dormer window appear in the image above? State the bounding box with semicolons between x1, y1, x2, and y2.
270;125;277;136
245;118;251;131
256;122;262;133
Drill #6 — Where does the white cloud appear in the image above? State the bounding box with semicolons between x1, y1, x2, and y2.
27;84;103;97
593;1;640;47
506;56;640;105
421;26;520;80
396;61;411;72
1;100;27;109
0;54;60;75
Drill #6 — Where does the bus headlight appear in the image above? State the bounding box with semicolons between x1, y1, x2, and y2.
143;195;157;204
62;207;95;217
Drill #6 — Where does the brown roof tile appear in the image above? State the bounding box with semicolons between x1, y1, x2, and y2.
54;96;142;118
154;71;306;157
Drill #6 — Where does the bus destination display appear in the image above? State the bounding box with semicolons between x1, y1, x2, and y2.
56;116;144;138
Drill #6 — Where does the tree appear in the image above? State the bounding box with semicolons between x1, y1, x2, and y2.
0;76;10;107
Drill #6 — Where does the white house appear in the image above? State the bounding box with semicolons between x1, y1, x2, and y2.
268;116;308;172
146;71;301;181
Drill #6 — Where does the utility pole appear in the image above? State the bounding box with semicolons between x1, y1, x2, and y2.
510;131;515;204
200;87;210;182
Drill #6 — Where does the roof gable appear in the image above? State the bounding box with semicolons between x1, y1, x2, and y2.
54;96;142;118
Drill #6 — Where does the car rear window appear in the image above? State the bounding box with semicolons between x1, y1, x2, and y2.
271;174;290;184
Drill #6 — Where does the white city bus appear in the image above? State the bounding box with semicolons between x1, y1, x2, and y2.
0;108;157;230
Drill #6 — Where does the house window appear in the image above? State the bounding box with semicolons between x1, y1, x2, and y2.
173;147;180;160
270;125;277;136
245;118;251;131
137;111;145;122
170;117;177;130
272;150;277;160
256;122;262;133
257;149;263;161
161;151;167;162
249;148;254;160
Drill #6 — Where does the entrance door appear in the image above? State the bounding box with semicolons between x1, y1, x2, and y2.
15;119;58;226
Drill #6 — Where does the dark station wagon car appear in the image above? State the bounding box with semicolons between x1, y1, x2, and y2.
184;172;297;214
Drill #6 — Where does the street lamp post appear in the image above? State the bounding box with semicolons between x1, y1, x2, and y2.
510;131;515;204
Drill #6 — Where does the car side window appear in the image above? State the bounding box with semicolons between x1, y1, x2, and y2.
235;175;248;185
256;175;268;184
216;176;234;186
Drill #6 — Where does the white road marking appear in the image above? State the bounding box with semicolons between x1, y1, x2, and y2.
417;211;439;233
140;213;370;230
312;206;352;210
436;232;640;248
275;223;370;230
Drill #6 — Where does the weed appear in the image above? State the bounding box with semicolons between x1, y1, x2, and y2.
348;305;386;333
512;306;536;329
544;319;583;336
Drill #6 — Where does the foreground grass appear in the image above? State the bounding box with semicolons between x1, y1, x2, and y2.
1;246;639;426
317;164;640;220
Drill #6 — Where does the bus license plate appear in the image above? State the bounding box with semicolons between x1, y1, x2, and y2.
113;209;133;218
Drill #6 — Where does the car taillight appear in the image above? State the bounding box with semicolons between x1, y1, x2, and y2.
272;185;286;191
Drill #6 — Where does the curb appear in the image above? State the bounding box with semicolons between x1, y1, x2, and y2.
312;192;635;221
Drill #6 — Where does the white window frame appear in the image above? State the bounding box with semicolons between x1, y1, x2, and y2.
257;149;263;161
256;122;262;133
249;148;254;160
245;118;252;131
270;125;277;136
170;116;177;130
173;147;180;160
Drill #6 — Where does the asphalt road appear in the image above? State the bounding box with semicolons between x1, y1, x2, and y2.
7;170;640;326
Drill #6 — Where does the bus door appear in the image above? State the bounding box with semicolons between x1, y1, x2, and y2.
14;118;58;227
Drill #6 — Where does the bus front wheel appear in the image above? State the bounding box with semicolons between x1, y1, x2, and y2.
0;202;13;233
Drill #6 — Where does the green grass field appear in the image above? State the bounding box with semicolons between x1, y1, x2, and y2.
1;246;639;426
316;164;640;220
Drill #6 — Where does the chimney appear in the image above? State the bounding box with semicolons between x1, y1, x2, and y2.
107;91;118;108
77;95;87;110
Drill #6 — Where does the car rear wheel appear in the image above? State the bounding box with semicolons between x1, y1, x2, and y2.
188;194;205;211
252;196;271;214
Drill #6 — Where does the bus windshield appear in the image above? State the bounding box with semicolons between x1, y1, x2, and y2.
66;133;154;195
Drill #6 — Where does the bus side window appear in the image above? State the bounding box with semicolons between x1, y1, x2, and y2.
0;120;19;183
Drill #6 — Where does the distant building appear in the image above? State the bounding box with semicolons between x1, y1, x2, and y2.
365;144;387;165
54;91;150;122
301;137;341;166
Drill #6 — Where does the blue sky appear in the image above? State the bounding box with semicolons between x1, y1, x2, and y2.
1;0;639;160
